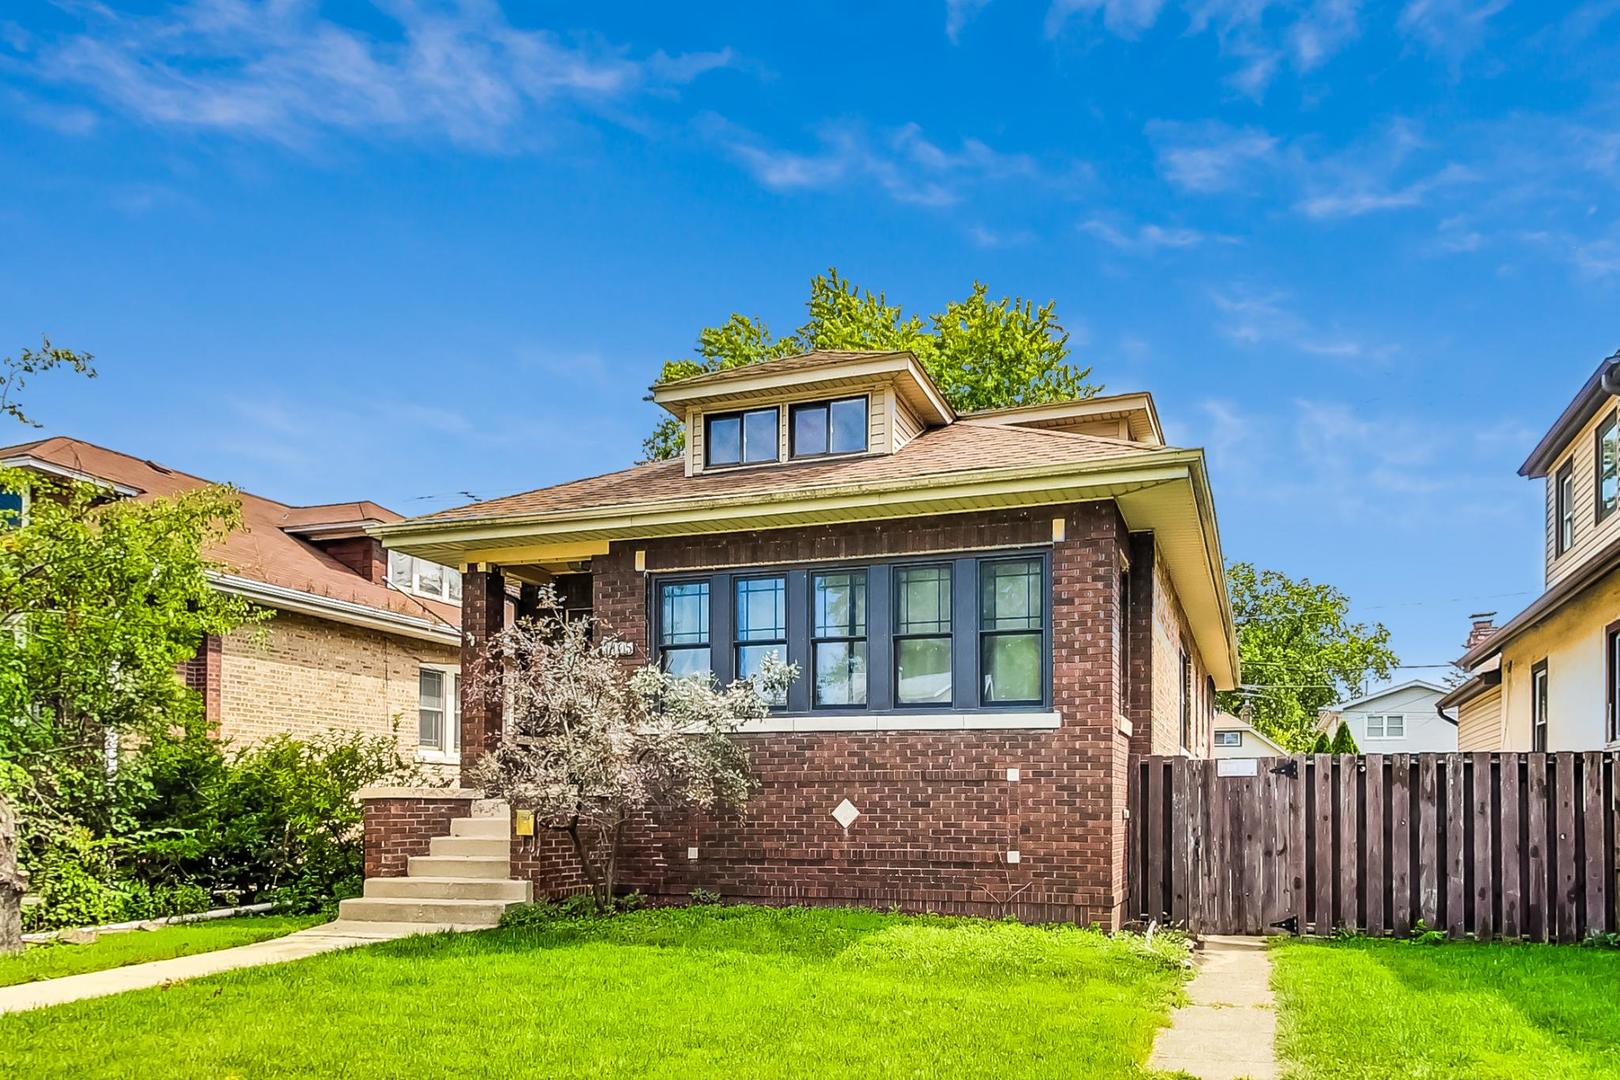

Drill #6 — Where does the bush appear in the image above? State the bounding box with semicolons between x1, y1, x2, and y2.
18;726;422;930
1329;723;1358;754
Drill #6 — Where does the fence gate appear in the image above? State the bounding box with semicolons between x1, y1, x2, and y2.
1129;753;1620;941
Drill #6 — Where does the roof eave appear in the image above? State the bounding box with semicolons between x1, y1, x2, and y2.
1519;354;1619;478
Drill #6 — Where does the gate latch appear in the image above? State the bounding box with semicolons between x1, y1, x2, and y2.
1269;760;1299;778
1270;915;1300;934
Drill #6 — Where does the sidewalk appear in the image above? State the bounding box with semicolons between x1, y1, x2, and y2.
1149;935;1279;1080
0;920;444;1015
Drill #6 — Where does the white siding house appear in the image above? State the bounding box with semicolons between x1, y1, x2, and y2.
1327;680;1457;753
1211;712;1288;759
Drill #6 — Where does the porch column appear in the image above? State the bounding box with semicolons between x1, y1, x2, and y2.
461;565;506;777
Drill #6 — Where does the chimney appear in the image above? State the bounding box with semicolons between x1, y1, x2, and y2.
1465;611;1498;650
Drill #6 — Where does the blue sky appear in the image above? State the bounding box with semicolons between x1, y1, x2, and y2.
2;1;1617;683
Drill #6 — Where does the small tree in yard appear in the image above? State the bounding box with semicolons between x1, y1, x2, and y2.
469;588;795;912
1329;723;1358;754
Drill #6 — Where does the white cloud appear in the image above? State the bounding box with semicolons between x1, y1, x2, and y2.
708;116;1064;209
1397;0;1510;61
1046;0;1167;38
1148;120;1280;193
1080;218;1225;253
12;0;733;148
945;0;994;41
1209;287;1390;359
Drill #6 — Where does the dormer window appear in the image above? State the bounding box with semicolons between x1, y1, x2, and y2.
706;407;779;468
790;396;868;458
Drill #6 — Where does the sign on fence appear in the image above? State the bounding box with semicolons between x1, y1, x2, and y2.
1128;753;1619;942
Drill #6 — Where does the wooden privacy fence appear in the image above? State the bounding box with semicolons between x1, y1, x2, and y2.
1128;753;1620;941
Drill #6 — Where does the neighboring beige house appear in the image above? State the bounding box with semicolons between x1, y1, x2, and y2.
1318;680;1457;753
1439;352;1620;751
1212;712;1287;758
0;437;467;776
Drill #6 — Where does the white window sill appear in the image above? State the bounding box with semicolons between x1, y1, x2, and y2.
735;711;1061;733
415;749;461;766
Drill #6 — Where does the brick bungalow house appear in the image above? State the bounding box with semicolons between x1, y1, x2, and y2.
0;437;467;775
352;350;1238;928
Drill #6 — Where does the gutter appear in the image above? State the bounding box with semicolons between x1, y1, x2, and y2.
210;572;460;645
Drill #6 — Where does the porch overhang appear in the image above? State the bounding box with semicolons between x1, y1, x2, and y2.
372;450;1240;688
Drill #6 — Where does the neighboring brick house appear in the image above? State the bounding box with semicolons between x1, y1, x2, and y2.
357;350;1239;928
1440;350;1620;752
0;437;466;776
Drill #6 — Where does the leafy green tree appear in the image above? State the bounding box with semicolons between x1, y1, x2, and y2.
642;269;1098;460
1310;731;1331;754
0;468;265;945
0;337;95;427
1217;563;1397;752
1329;723;1359;754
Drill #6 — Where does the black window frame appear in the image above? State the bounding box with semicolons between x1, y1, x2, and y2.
978;556;1047;708
1531;658;1549;752
789;395;869;460
1556;459;1576;555
1607;621;1620;745
734;574;788;706
811;569;869;709
1597;410;1619;524
656;578;712;678
704;406;780;469
893;563;954;708
646;548;1052;716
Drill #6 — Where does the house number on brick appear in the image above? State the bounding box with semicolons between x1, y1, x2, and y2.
831;799;861;830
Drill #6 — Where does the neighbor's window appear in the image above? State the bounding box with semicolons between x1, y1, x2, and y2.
1214;730;1242;747
1607;623;1620;743
980;558;1044;706
735;576;787;704
790;396;867;458
1532;660;1549;752
1555;460;1576;555
895;565;953;706
659;580;711;678
1366;714;1405;739
418;668;461;753
813;570;868;706
389;550;463;602
1598;411;1619;523
706;407;779;468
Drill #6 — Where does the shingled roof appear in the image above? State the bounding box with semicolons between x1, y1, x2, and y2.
0;436;458;635
417;420;1175;525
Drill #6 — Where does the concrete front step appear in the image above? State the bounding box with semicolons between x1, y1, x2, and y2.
407;855;511;880
364;877;532;902
337;896;514;927
429;836;509;858
450;816;511;839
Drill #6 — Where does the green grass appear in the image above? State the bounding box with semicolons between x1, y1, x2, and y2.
0;914;324;988
1;905;1188;1079
1271;937;1620;1079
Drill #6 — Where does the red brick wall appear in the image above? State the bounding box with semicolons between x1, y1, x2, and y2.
315;536;388;585
362;797;473;878
565;504;1140;925
460;568;505;775
178;634;222;723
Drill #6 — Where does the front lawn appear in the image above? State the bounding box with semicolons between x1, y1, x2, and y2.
0;914;324;988
1271;937;1620;1079
2;905;1187;1079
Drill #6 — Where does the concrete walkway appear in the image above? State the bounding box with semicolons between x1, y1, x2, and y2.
0;919;453;1015
1149;935;1279;1080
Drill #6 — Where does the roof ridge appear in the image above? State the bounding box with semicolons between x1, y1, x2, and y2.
957;419;1173;452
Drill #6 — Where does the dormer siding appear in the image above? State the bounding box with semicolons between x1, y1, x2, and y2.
1543;391;1620;588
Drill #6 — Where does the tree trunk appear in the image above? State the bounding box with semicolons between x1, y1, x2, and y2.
0;794;26;955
